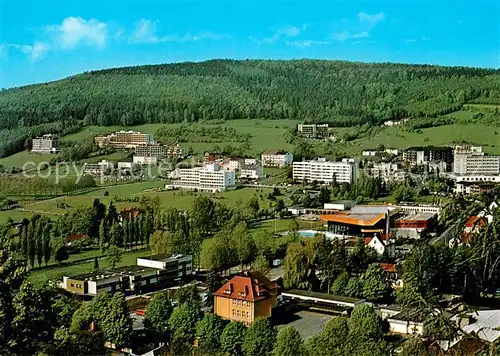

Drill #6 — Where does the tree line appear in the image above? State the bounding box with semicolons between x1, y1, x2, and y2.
1;59;500;158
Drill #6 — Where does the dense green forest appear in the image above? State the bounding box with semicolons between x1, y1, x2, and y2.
1;59;500;157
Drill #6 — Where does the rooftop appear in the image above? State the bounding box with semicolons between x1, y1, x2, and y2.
394;212;436;222
139;253;190;262
214;271;278;302
321;212;385;226
261;150;289;155
379;262;397;273
70;265;159;281
405;146;453;152
465;216;488;228
283;289;363;305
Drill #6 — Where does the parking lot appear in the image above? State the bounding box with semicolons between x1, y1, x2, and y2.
275;309;334;340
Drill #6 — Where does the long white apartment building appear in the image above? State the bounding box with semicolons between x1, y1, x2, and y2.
292;158;358;184
166;163;236;192
453;146;500;175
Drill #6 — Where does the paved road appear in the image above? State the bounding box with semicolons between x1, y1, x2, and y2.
15;208;62;215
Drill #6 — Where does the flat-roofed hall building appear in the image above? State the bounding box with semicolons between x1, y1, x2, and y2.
214;271;279;326
62;253;192;297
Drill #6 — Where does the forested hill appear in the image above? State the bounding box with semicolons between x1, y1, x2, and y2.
1;59;500;156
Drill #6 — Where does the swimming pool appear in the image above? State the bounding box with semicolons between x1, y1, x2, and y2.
298;230;324;237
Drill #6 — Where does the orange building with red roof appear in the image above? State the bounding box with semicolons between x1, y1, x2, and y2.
214;271;279;326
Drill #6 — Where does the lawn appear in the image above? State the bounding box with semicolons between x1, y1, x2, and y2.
341;123;500;156
0;210;56;224
60;119;299;156
12;184;272;217
0;150;60;170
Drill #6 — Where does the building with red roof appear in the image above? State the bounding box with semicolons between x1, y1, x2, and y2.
214;271;279;326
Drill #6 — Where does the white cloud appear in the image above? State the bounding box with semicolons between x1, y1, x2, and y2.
47;16;108;49
285;40;330;48
403;36;431;43
128;19;230;44
358;12;385;25
262;25;307;43
29;42;51;61
332;31;369;41
3;41;51;61
129;19;160;43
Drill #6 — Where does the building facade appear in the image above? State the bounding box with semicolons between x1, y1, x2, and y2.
95;130;154;149
133;156;158;165
31;134;60;154
166;144;184;159
261;151;293;168
166;163;236;192
239;164;264;180
367;162;406;182
453;146;500;175
403;146;453;167
297;123;329;139
293;158;358;184
135;143;166;158
83;160;114;175
62;254;192;297
214;271;279;326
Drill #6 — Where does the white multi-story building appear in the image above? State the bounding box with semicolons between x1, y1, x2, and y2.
454;174;500;183
261;151;293;168
83;160;114;175
240;164;264;180
31;134;60;154
220;158;242;171
453;145;500;175
292;158;358;184
133;156;158;165
166;163;236;192
297;124;329;139
367;162;406;182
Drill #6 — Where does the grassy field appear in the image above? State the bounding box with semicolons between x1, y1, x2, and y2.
339;123;500;156
9;184;273;218
61;119;299;156
0;150;60;170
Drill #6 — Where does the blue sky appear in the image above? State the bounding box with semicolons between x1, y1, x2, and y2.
1;0;499;88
